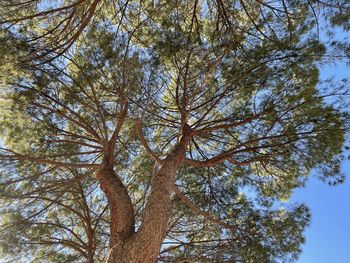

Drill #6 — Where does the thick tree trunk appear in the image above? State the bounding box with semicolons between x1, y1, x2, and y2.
104;125;191;263
97;164;135;260
104;156;183;262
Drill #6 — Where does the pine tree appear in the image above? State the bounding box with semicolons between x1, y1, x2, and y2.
1;1;350;262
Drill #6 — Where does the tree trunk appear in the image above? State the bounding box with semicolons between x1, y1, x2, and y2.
104;125;191;263
97;164;135;260
86;210;95;263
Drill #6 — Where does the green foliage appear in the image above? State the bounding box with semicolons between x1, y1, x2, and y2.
1;0;350;262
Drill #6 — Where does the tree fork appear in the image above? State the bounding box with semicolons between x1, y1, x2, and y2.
104;125;192;262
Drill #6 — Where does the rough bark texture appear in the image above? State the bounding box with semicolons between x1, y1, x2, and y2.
97;163;135;261
103;125;191;263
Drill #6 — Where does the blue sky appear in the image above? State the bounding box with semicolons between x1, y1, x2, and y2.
292;166;350;263
290;45;350;262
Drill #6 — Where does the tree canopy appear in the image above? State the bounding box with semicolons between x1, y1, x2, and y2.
1;0;350;262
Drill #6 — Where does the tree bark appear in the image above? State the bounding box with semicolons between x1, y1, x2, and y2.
104;125;191;263
97;164;135;261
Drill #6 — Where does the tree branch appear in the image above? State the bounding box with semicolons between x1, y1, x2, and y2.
173;186;236;231
134;120;162;163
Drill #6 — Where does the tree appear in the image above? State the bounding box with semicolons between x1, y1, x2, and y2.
0;170;109;263
1;0;350;262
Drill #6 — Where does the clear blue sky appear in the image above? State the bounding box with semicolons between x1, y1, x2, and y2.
291;166;350;263
291;55;350;262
